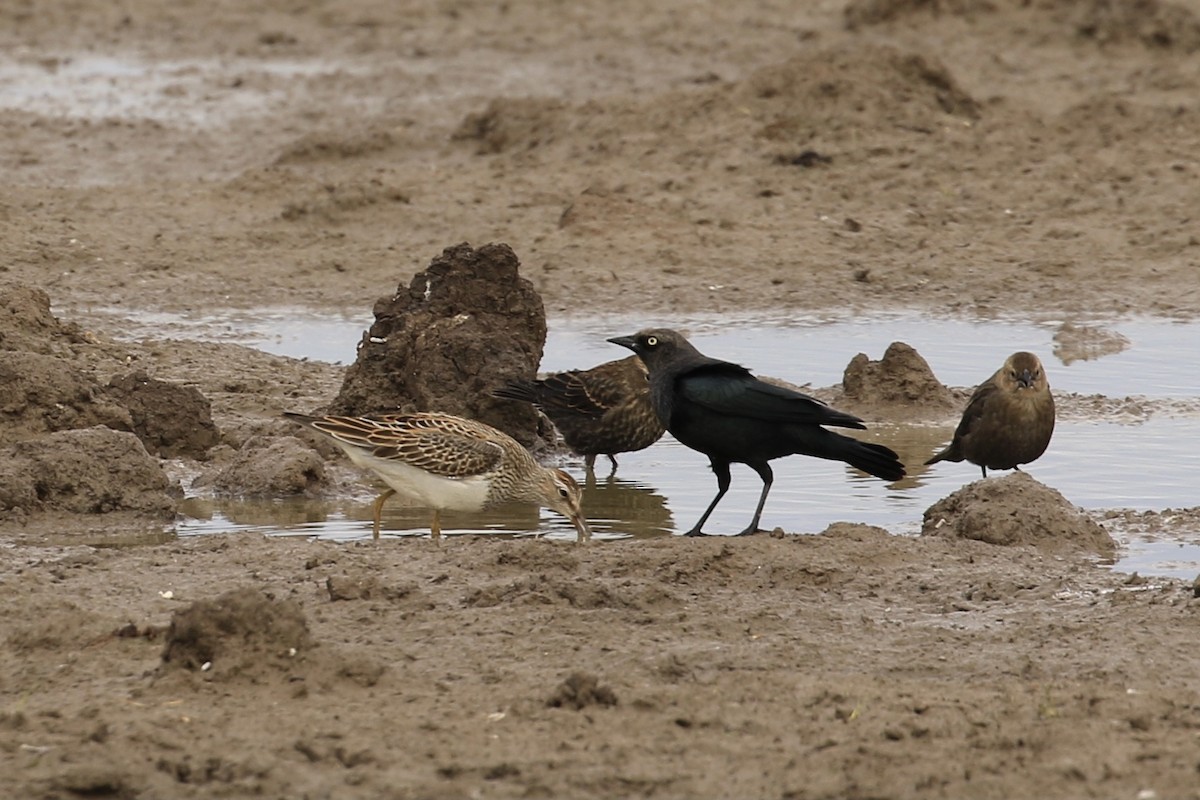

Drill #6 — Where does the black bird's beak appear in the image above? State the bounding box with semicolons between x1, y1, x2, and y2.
607;335;638;352
1017;369;1034;388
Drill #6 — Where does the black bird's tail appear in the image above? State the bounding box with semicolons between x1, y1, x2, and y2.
800;428;906;482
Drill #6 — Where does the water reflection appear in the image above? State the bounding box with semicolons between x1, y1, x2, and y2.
581;471;674;538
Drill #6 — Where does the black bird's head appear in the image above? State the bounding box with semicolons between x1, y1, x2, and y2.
606;328;698;372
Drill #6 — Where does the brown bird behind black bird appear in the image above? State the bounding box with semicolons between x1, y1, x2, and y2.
492;355;665;474
925;351;1055;478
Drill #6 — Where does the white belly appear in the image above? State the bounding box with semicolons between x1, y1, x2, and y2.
339;444;492;512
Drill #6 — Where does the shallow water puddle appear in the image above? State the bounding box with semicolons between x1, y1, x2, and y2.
145;310;1199;578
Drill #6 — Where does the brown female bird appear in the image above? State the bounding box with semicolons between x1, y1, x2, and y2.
925;351;1055;478
492;355;664;474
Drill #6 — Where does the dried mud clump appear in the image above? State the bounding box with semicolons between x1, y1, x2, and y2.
329;242;547;445
839;341;956;419
160;588;314;679
194;436;325;496
547;671;618;710
0;427;177;519
106;370;220;458
922;471;1116;556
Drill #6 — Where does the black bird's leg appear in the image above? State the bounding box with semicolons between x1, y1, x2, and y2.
684;460;732;537
584;454;597;474
606;454;619;477
737;462;774;536
980;466;988;478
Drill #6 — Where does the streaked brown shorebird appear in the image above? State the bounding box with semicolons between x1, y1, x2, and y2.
284;411;591;542
492;355;664;474
925;351;1055;478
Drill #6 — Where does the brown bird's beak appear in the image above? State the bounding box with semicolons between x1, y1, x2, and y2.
607;334;637;352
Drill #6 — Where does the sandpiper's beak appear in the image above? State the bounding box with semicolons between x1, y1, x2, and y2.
569;512;593;544
607;334;637;352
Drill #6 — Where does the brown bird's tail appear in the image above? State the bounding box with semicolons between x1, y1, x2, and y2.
491;380;538;404
923;445;960;466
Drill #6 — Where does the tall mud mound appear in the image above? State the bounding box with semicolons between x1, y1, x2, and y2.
838;341;956;420
329;242;546;445
922;471;1116;556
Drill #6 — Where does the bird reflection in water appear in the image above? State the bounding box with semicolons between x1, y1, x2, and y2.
580;472;675;539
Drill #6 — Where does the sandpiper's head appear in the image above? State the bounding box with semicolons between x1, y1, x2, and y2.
539;468;591;543
606;328;696;371
1001;351;1048;392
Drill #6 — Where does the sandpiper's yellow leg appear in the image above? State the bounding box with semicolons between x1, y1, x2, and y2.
431;510;441;541
371;489;396;541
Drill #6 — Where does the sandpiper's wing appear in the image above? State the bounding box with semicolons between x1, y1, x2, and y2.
287;412;505;478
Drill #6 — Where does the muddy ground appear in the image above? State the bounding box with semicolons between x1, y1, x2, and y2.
3;0;1200;798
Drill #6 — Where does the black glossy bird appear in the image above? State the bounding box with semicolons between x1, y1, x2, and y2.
925;351;1055;478
492;355;665;474
608;328;906;536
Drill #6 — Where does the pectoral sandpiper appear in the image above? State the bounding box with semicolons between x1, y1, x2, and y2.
492;355;665;474
284;411;591;542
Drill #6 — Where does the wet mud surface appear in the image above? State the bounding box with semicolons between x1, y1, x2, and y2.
3;1;1200;797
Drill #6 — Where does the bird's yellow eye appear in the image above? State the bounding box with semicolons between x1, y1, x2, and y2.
646;336;658;347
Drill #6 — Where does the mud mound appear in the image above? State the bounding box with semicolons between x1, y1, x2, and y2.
106;370;220;458
0;283;90;355
329;242;547;446
0;351;132;439
194;436;325;496
1073;0;1200;51
160;588;315;678
839;341;955;418
845;0;1200;52
455;42;977;162
0;427;177;519
922;471;1116;556
742;44;980;141
453;97;571;155
1;284;222;451
844;0;996;29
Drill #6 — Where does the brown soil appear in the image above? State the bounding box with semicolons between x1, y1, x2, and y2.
4;1;1200;798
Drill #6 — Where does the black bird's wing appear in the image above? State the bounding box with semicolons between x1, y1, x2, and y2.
675;363;866;430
